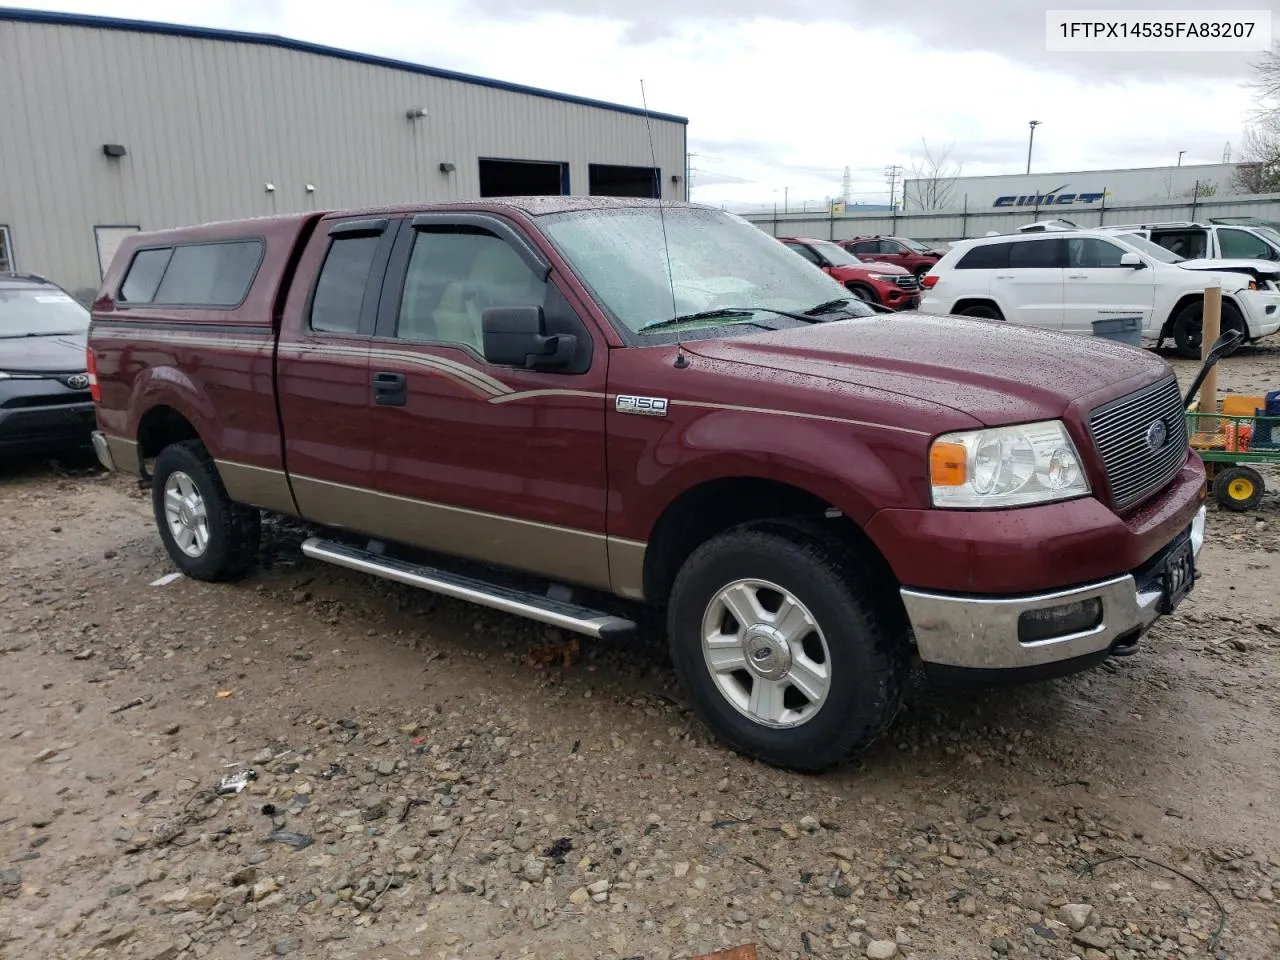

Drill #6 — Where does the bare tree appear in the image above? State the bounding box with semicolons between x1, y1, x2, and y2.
904;139;963;210
1231;118;1280;193
1233;46;1280;194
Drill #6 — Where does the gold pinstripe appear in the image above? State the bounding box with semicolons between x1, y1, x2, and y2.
90;327;928;433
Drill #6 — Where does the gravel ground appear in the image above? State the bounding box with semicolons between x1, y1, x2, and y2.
2;346;1279;960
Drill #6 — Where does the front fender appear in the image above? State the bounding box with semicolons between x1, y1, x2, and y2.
617;406;931;540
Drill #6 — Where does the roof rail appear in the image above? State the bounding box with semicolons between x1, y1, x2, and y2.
0;271;48;283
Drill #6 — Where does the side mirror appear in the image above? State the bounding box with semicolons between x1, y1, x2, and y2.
1182;328;1246;407
481;306;577;370
1119;252;1145;269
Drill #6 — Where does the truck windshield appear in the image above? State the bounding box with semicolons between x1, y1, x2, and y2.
0;287;91;337
539;205;875;335
1112;233;1184;263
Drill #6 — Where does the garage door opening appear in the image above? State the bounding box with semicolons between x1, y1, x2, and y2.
478;159;568;197
589;164;660;199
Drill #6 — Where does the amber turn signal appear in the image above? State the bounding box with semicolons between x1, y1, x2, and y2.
929;441;967;487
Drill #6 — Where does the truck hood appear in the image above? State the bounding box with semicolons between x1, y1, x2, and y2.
0;331;88;373
684;312;1167;426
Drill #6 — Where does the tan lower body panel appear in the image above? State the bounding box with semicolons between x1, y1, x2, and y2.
607;537;647;600
289;474;623;594
215;461;299;516
106;436;141;476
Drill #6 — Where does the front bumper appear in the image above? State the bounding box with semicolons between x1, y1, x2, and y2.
901;504;1205;681
1234;290;1280;339
0;399;96;453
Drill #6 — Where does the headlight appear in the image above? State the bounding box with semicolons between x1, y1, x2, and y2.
868;273;899;282
929;420;1090;508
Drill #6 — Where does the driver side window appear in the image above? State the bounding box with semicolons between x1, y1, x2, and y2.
1219;228;1275;261
396;228;547;351
786;243;824;265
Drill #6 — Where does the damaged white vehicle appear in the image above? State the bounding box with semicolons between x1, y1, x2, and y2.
920;228;1280;358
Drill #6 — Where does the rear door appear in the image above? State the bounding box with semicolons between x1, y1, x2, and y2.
1061;236;1156;336
995;237;1065;331
276;216;399;520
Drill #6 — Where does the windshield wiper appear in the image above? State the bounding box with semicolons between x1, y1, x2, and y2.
640;306;819;334
805;297;893;316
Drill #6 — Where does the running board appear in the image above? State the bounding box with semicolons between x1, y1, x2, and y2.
300;537;637;639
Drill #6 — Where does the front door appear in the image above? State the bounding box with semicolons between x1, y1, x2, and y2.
1061;236;1156;336
361;213;612;590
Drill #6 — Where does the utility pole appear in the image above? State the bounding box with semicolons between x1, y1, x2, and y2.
784;186;789;214
884;164;903;210
1178;150;1186;167
1026;120;1041;174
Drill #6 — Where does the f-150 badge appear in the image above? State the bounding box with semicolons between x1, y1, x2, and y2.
615;395;669;416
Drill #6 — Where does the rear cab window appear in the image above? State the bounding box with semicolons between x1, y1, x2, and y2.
306;217;398;336
117;240;264;307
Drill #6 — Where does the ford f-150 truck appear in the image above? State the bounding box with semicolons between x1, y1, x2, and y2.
87;197;1207;771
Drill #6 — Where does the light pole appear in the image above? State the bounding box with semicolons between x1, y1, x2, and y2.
1026;120;1041;175
1178;150;1186;166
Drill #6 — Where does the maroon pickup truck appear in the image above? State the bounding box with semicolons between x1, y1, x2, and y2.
87;197;1206;771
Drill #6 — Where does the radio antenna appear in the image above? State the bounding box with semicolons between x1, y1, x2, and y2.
640;79;688;369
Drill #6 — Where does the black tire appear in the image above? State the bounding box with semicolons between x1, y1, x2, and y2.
846;283;878;304
914;267;931;284
151;440;261;581
1172;300;1246;360
667;521;909;772
957;303;1003;320
1213;465;1264;512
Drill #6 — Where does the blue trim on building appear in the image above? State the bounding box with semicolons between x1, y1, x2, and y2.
0;6;689;125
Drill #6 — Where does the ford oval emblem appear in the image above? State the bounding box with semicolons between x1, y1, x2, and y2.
64;374;90;390
1145;419;1168;452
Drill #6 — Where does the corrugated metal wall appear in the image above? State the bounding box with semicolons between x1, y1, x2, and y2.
0;19;686;298
745;192;1280;247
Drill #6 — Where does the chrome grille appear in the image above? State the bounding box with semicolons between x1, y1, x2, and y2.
894;275;920;291
1088;377;1187;512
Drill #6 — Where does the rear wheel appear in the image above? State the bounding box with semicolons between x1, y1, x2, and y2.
1213;465;1264;511
957;302;1003;321
667;522;908;772
1172;300;1247;359
151;440;261;581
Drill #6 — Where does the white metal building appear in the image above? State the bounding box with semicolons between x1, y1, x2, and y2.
902;162;1245;214
0;8;688;300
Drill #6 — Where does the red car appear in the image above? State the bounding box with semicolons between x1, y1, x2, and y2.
777;236;920;310
840;236;943;283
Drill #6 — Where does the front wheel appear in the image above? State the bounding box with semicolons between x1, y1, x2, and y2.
667;522;908;772
846;283;877;304
1172;300;1247;359
151;440;261;581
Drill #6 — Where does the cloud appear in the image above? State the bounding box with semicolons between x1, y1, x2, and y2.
2;0;1261;209
467;0;1275;79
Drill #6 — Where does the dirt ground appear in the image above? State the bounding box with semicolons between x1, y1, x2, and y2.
2;346;1279;960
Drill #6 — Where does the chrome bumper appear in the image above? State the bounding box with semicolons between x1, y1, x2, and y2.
91;430;116;472
901;505;1205;672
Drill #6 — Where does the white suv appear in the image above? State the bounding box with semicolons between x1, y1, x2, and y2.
919;229;1280;357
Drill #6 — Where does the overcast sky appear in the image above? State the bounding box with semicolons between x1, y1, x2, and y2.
7;0;1276;209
